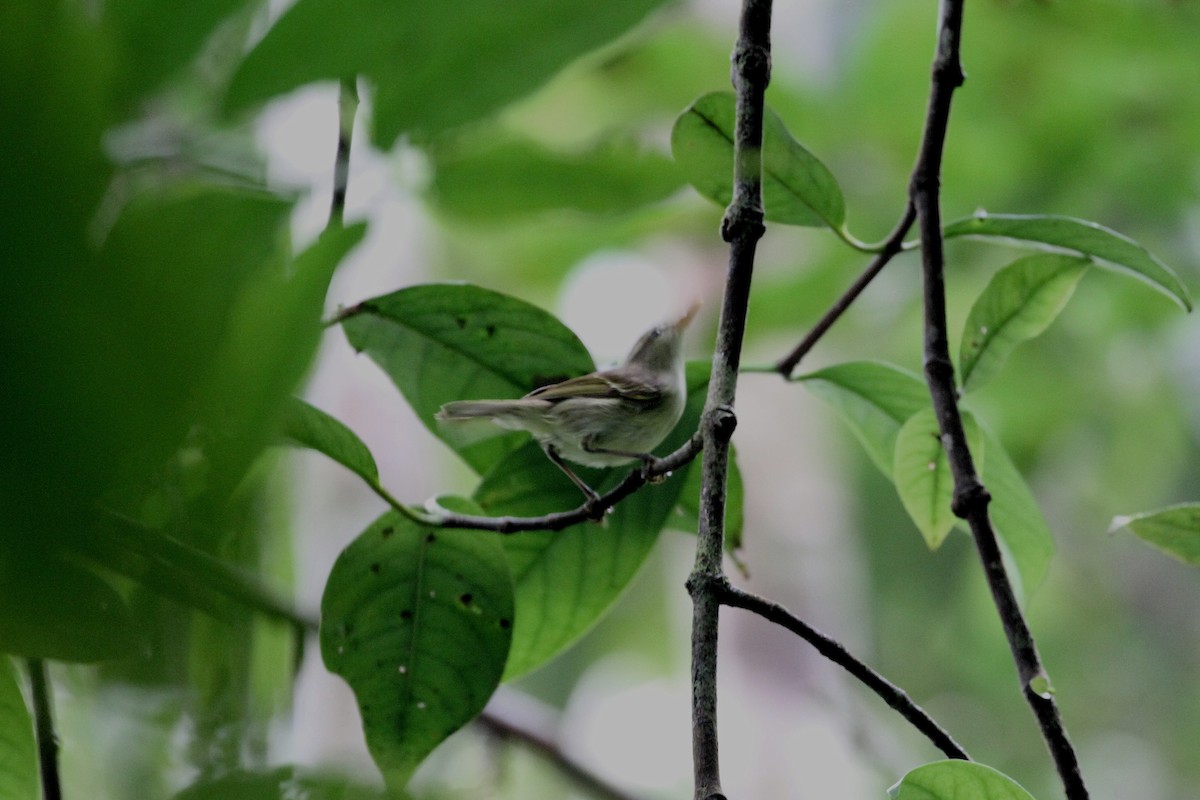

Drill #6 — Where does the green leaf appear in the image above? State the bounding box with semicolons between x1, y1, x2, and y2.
979;429;1054;594
0;658;37;800
339;283;594;474
321;508;513;790
889;760;1037;800
669;444;745;555
281;397;379;484
796;360;930;475
893;408;984;550
0;552;137;662
479;362;708;679
959;254;1089;393
943;213;1192;311
671;91;846;229
1113;503;1200;566
428;136;682;221
225;0;671;145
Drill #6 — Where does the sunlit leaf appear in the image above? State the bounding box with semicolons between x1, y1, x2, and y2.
671;91;846;228
893;408;984;550
321;508;513;790
1113;503;1200;566
889;760;1037;800
0;657;37;800
281;397;379;484
943;213;1192;311
428;136;682;220
338;283;594;474
796;360;930;475
479;362;707;679
959;254;1089;393
225;0;671;145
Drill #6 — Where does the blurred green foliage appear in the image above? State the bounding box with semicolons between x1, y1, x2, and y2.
3;0;1199;798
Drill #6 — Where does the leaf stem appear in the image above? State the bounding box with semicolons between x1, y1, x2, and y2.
27;659;62;800
908;1;1089;797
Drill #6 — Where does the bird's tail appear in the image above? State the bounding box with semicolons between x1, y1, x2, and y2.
436;399;545;421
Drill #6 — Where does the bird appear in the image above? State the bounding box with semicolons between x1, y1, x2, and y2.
436;303;699;506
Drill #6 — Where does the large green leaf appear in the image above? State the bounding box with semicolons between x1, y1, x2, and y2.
668;444;745;555
225;0;671;145
889;760;1037;800
479;363;708;679
978;429;1054;594
796;360;930;475
959;254;1089;393
0;658;37;800
321;508;513;790
671;91;845;229
893;408;984;550
1113;503;1200;566
281;397;380;484
943;213;1192;311
339;283;594;474
428;135;682;220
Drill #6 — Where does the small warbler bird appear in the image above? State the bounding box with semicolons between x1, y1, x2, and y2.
436;303;699;506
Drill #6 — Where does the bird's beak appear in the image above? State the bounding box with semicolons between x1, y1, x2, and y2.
673;301;701;332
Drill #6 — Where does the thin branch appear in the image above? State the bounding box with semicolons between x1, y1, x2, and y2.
477;693;648;800
397;433;703;533
716;582;969;760
328;77;359;228
27;659;62;800
688;2;773;798
908;1;1088;797
775;203;916;377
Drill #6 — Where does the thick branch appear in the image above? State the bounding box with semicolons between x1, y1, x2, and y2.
775;203;916;377
27;659;62;800
688;2;773;799
716;582;969;760
909;1;1088;797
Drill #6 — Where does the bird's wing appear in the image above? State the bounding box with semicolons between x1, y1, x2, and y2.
526;368;663;404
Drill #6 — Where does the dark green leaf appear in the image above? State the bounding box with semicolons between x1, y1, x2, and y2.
226;0;671;145
0;552;137;662
1113;503;1200;566
281;397;379;484
668;444;745;555
889;760;1037;800
321;508;513;789
943;213;1192;311
671;91;846;229
339;283;594;474
428;136;682;220
0;657;37;800
959;254;1089;393
796;360;930;475
893;408;984;550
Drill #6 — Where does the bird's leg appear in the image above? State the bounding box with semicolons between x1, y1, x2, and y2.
542;445;603;512
581;438;668;484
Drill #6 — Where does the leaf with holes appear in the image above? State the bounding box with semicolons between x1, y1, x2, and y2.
796;360;930;476
959;254;1089;393
320;508;514;790
889;760;1036;800
672;91;845;229
944;213;1191;311
339;283;594;474
477;362;709;679
893;408;984;550
281;396;379;484
1113;503;1200;566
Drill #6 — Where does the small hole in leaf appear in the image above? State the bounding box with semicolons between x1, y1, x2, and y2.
499;618;511;629
485;324;497;337
381;526;394;538
455;317;467;329
425;532;437;543
370;562;381;574
458;593;473;606
400;610;413;621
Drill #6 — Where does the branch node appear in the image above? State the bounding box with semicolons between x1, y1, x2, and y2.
731;41;771;88
950;480;990;519
720;204;765;244
706;404;738;444
686;571;730;600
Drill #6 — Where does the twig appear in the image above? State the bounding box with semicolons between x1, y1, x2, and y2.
775;204;916;376
716;582;969;760
908;1;1089;797
27;659;62;800
398;434;703;533
687;2;773;798
328;77;358;228
477;693;648;800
